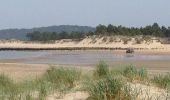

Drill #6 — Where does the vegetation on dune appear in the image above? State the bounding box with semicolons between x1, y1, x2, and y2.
43;67;81;89
93;61;109;78
0;67;82;100
0;62;169;100
27;23;170;42
152;73;170;89
0;74;23;100
94;23;170;37
85;76;126;100
123;65;148;82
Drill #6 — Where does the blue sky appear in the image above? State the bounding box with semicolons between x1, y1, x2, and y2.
0;0;170;29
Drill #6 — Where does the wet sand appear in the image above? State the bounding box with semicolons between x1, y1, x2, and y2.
0;60;169;81
0;50;170;80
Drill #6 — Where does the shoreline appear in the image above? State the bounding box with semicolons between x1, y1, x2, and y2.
0;47;170;55
0;36;170;54
0;47;160;51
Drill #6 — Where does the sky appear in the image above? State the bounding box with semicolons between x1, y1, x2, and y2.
0;0;170;29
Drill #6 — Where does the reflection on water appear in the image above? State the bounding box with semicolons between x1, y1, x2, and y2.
125;54;135;58
0;50;170;65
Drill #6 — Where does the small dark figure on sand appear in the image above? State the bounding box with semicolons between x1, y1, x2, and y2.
126;48;134;53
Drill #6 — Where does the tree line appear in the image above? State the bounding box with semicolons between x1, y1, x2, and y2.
92;23;170;37
27;23;170;41
27;31;85;41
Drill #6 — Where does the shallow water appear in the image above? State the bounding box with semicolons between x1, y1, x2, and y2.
0;51;51;59
0;50;170;65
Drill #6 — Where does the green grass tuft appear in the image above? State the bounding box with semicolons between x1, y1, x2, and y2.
138;67;148;81
43;67;81;91
123;65;138;81
85;76;124;100
152;73;170;89
123;65;148;82
93;61;109;78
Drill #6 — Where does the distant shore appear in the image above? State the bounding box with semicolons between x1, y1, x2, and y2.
0;37;170;53
0;47;155;51
0;47;170;55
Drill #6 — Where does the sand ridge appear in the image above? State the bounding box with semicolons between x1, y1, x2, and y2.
0;37;169;52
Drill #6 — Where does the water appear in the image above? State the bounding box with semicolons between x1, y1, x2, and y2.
0;50;170;65
0;51;50;59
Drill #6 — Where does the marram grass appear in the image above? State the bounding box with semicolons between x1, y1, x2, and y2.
0;62;169;100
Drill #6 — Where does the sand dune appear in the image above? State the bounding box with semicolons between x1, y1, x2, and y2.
0;37;170;53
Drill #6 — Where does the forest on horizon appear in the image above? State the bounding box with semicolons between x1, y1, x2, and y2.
27;23;170;42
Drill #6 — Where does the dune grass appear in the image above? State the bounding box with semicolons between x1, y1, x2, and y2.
84;63;146;100
42;67;81;92
152;73;170;89
0;67;82;100
123;65;148;82
0;62;169;100
85;76;125;100
93;61;109;78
